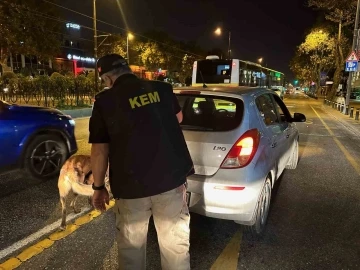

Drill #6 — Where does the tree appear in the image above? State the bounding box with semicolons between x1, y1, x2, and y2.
98;35;127;58
142;30;184;74
290;51;315;84
136;42;165;72
308;0;356;96
296;29;336;93
179;54;196;83
0;0;62;68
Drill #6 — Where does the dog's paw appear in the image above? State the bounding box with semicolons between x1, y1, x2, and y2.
59;225;66;231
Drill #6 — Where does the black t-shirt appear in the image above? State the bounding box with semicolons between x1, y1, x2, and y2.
89;74;194;199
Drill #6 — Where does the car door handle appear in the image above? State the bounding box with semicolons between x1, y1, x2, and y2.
271;142;277;148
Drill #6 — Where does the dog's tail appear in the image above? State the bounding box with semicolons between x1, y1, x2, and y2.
71;182;94;197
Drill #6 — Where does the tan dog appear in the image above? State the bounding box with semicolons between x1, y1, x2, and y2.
58;155;110;230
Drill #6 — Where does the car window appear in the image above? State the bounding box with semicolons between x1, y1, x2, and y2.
176;94;244;131
271;94;292;123
273;97;285;121
193;97;236;112
255;94;279;126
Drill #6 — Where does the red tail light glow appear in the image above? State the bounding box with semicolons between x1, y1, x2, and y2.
220;129;260;169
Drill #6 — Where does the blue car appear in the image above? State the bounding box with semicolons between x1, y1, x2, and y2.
0;100;78;180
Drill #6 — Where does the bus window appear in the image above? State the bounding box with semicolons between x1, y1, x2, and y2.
196;60;232;84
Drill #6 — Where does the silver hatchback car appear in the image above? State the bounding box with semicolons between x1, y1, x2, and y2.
174;86;306;237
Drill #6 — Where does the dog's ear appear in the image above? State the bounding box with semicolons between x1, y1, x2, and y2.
73;162;84;175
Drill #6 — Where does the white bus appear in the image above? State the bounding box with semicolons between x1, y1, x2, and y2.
191;55;285;88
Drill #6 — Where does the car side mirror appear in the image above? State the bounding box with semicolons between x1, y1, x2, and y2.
292;112;306;122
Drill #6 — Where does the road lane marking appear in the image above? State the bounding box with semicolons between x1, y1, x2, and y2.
210;230;242;270
299;133;345;138
0;206;91;261
310;105;360;176
0;200;115;268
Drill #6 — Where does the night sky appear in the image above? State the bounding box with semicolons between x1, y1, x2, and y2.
61;0;318;79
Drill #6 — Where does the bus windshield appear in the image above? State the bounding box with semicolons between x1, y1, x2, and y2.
196;60;232;84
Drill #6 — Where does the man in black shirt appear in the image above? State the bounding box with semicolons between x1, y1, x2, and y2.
89;54;194;270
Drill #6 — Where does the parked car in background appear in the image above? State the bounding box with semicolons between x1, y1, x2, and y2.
174;87;306;238
0;100;77;180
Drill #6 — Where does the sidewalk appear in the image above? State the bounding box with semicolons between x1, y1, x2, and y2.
61;108;92;119
320;97;360;137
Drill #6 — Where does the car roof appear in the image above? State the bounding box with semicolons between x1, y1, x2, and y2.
173;86;273;98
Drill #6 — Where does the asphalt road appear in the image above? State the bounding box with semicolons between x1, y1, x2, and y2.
0;94;360;269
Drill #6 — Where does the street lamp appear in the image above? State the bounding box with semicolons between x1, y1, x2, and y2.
258;58;263;64
127;33;134;65
214;27;221;36
214;27;231;59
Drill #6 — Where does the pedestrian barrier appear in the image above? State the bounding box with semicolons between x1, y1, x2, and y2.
325;99;359;121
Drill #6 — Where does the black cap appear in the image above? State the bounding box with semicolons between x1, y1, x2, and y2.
97;54;128;76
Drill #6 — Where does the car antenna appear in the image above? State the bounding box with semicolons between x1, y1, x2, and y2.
199;70;207;88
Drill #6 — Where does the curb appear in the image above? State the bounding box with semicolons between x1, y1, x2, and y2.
0;200;115;270
61;108;92;119
322;99;360;136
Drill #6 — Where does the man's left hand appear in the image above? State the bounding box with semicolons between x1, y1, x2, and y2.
92;189;110;212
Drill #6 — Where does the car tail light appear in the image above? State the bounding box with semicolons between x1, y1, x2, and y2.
220;129;260;169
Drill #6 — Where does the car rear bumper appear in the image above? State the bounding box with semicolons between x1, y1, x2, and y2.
186;172;265;225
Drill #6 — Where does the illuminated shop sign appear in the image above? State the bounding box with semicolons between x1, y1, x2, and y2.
66;23;81;30
67;54;95;62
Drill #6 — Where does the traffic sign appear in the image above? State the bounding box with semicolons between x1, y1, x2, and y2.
346;51;359;61
345;60;358;72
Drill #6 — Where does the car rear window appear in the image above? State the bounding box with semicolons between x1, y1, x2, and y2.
176;94;244;131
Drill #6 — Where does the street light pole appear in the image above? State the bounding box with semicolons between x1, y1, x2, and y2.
127;34;129;65
93;0;99;93
228;31;231;59
126;33;134;65
214;28;231;59
345;0;360;113
258;58;263;87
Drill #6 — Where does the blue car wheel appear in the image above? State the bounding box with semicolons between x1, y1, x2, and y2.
23;134;68;180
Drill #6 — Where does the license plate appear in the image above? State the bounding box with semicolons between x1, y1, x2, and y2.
186;192;191;206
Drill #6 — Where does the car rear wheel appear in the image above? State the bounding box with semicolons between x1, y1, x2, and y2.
286;140;299;169
23;134;68;180
243;177;272;239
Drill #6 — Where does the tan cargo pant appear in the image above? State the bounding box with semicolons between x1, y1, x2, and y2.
114;184;190;270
